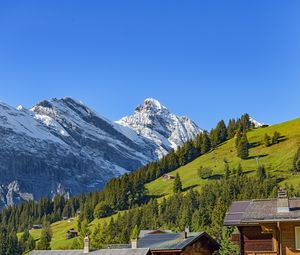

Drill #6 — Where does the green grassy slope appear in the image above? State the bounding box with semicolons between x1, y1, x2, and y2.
146;118;300;196
28;117;300;249
27;212;124;250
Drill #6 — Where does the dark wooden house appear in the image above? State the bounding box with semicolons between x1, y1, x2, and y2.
66;228;78;239
133;229;219;255
162;174;175;181
224;190;300;255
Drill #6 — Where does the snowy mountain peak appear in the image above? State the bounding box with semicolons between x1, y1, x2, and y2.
138;98;168;113
0;96;202;208
16;105;25;111
117;98;202;158
249;116;265;127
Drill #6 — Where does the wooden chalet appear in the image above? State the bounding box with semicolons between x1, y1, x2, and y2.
224;190;300;255
162;174;175;181
131;228;219;255
66;228;78;239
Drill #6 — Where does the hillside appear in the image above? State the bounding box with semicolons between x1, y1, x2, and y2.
147;117;300;196
27;117;300;249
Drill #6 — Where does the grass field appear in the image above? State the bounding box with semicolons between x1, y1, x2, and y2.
146;118;300;196
27;211;124;249
27;117;300;249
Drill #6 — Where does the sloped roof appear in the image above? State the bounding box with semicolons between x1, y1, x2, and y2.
31;248;150;255
224;198;300;226
139;230;173;238
137;232;219;251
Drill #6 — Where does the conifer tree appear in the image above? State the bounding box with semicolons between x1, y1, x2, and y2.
237;163;243;176
201;131;211;154
211;198;227;240
219;227;240;255
36;221;52;250
237;133;249;159
173;173;182;193
257;165;267;181
224;163;230;179
216;120;228;143
264;133;271;147
227;119;236;139
293;148;300;171
272;131;281;144
130;225;139;239
235;131;242;148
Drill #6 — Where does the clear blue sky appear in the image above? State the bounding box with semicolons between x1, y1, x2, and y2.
0;1;299;129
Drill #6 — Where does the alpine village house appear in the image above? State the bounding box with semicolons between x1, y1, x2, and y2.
224;189;300;255
31;228;219;255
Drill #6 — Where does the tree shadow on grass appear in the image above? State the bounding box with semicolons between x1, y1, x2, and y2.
183;184;199;192
146;194;166;200
249;141;261;148
276;136;287;144
242;170;255;175
275;177;285;183
207;174;224;180
247;154;268;160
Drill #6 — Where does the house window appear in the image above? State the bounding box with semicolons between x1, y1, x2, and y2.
295;227;300;250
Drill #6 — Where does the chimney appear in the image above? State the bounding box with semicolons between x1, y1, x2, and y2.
277;189;289;213
83;235;90;253
185;226;190;235
131;238;138;249
182;226;190;239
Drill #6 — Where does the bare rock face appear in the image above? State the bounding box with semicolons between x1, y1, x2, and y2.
0;97;201;208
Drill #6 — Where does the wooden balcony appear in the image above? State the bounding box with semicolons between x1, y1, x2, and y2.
245;251;278;255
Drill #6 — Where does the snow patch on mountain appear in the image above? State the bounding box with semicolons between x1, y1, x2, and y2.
116;98;203;158
250;117;265;127
0;97;202;208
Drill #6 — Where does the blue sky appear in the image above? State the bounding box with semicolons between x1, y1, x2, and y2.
0;1;299;129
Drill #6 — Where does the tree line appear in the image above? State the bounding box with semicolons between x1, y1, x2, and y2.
0;113;255;232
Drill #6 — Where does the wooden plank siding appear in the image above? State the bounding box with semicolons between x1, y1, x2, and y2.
239;226;274;255
279;222;300;255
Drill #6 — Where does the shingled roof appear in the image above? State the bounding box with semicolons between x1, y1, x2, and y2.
224;198;300;226
137;232;219;251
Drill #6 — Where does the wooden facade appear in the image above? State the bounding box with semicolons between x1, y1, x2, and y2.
234;222;300;255
224;190;300;255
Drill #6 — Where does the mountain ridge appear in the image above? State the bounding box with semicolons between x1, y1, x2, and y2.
0;97;201;208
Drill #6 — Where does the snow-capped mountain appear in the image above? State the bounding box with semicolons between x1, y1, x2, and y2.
249;117;265;128
117;98;203;158
0;97;200;208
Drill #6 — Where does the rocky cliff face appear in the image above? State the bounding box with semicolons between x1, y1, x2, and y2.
0;97;201;208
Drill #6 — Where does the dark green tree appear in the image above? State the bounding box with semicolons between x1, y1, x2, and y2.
237;133;249;159
173;173;183;193
36;221;52;250
237;163;243;176
130;225;139;239
264;133;271;147
200;131;211;154
198;166;213;179
94;202;113;219
227;119;236;139
257;165;267;181
272;131;281;144
224;162;231;179
293;148;300;171
211;198;227;240
219;227;240;255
